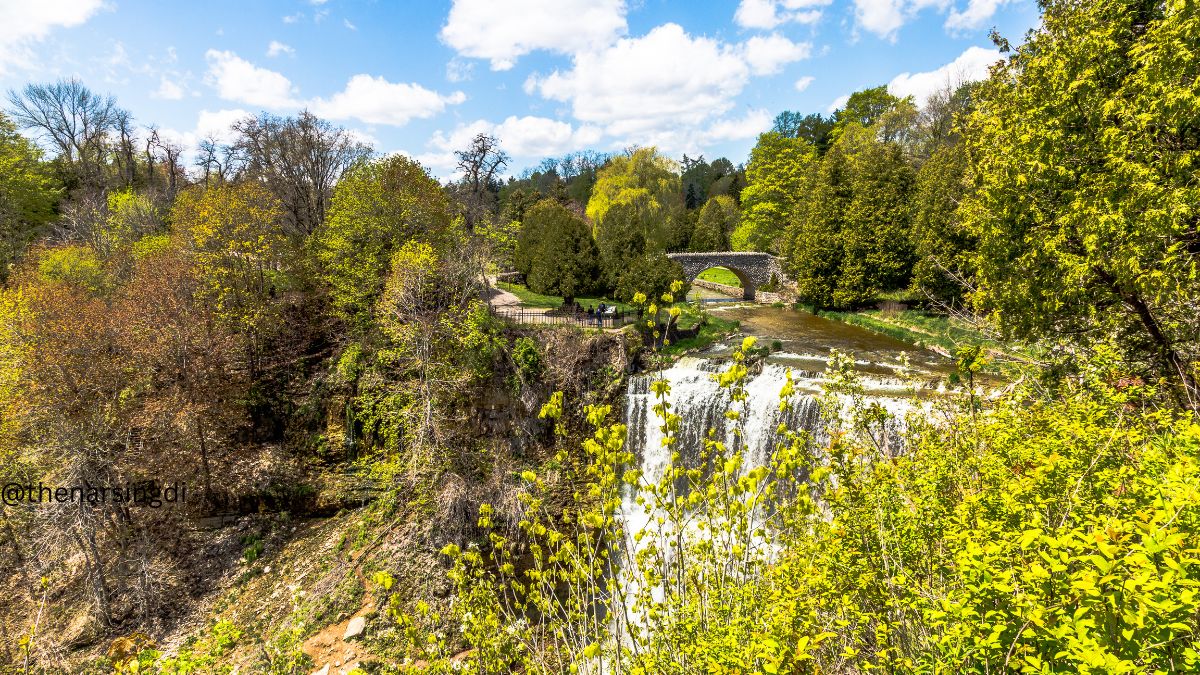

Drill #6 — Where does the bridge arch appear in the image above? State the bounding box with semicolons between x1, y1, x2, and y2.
667;252;787;301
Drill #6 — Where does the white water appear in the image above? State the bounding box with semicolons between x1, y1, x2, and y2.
615;356;913;622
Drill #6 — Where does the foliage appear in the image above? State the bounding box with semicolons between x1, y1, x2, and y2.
689;195;738;251
910;144;974;305
586;147;683;250
36;245;111;295
171;182;289;339
732;131;815;253
613;251;688;304
832;85;905;130
962;0;1200;408
521;200;599;305
314;154;456;328
787;122;915;309
0;111;58;279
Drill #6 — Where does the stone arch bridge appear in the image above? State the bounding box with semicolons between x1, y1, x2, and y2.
666;251;790;301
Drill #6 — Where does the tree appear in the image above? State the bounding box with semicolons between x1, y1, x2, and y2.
834;124;915;306
6;79;123;188
731;132;815;253
171;182;290;384
832;86;903;129
522;200;599;306
586;147;682;249
313;155;456;327
690;196;739;251
786;140;849;309
594;198;655;291
964;0;1200;407
454;133;509;232
773;112;836;155
230;111;373;238
910;145;973;305
0;112;58;279
614;251;687;303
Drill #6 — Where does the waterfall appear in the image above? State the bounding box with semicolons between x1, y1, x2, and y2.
624;357;831;487
616;355;911;618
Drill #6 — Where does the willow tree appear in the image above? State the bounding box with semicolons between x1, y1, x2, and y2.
963;0;1200;407
587;147;685;266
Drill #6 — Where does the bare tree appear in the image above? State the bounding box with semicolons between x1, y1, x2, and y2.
6;79;122;186
230;110;373;238
454;133;509;232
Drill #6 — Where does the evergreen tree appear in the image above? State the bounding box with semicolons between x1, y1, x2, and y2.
910;144;973;305
690;196;739;251
523;200;599;306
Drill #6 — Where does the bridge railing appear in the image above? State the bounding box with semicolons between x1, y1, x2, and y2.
492;307;634;328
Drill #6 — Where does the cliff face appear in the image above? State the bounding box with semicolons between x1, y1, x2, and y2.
1;326;635;673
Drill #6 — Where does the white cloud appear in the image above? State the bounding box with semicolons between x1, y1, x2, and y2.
153;76;185;100
267;40;294;57
826;94;849;113
888;45;999;105
705;109;773;142
309;74;466;126
794;75;814;92
741;34;812;76
205;49;299;108
854;0;1002;41
528;23;750;139
0;0;105;74
853;0;907;40
946;0;1011;31
344;18;357;31
441;0;627;70
282;13;301;23
203;50;466;126
196;108;251;144
446;58;474;83
734;0;829;30
417;116;603;177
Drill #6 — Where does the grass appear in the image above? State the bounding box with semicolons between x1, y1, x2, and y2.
695;267;743;287
495;281;634;311
661;304;740;355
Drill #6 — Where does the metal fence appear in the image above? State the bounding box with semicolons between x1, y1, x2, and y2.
493;307;633;328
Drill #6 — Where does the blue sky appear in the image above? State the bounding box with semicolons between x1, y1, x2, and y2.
0;0;1040;178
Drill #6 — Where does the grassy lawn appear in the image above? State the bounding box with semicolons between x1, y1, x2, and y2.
495;281;635;311
661;304;740;355
696;267;742;287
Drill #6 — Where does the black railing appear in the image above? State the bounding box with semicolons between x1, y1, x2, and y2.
493;307;633;328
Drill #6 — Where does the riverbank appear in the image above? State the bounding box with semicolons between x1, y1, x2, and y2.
817;308;1023;369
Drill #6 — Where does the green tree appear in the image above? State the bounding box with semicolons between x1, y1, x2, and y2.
523;200;599;306
910;144;974;305
313;155;456;327
832;85;903;129
689;195;738;251
0;111;58;280
786;140;849;309
731;132;816;253
835;124;916;306
586;147;682;249
614;251;687;303
962;0;1200;406
594;198;655;291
